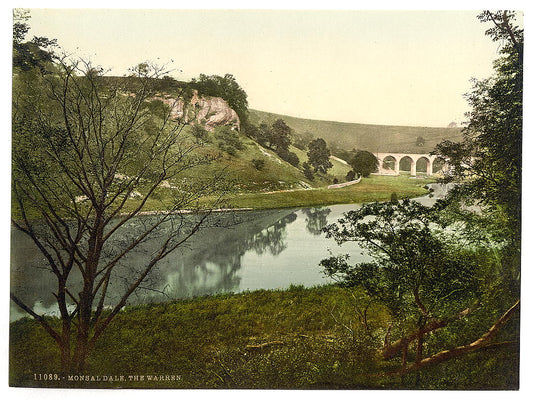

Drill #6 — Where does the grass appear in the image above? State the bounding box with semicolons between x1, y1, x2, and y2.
225;174;434;210
249;109;462;154
10;285;518;389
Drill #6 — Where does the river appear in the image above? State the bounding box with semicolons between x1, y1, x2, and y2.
9;183;451;320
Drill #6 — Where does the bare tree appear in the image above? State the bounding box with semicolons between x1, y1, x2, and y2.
11;57;229;372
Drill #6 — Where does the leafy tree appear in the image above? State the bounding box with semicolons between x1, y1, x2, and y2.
416;136;425;147
307;138;332;174
256;122;273;147
242;120;259;139
321;10;522;377
191;123;210;143
434;10;522;276
277;148;299;167
349;150;378;178
11;57;228;373
270;119;292;153
13;9;57;72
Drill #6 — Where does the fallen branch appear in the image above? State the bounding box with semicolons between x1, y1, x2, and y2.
382;306;474;360
245;341;284;350
384;300;519;376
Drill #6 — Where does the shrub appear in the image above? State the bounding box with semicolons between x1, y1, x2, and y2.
346;170;356;181
252;159;266;170
215;126;245;155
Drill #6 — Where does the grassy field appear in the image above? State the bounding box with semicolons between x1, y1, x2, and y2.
213;174;434;210
10;285;518;389
249;109;462;154
127;174;434;213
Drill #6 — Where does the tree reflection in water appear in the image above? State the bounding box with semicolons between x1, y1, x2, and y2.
10;208;300;318
303;207;331;235
144;210;299;300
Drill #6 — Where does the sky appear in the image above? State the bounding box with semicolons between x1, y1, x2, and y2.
21;7;512;128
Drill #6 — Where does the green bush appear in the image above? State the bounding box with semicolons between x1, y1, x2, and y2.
251;159;266;170
215;126;245;156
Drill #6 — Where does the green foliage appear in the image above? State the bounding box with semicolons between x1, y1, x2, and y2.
307;138;332;174
215;125;246;156
10;285;517;389
12;9;57;72
349;150;378;178
321;200;480;318
270;119;292;153
277;148;300;167
302;162;314;181
190;123;210;143
345;170;356;182
434;11;522;243
255;122;272;147
251;158;266;170
12;55;229;373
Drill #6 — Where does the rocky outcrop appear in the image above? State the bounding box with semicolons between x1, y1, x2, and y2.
154;90;240;132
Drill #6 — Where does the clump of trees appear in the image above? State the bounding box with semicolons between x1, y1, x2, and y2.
245;119;300;167
320;10;521;379
302;162;315;181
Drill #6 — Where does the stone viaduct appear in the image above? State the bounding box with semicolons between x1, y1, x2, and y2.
373;152;447;176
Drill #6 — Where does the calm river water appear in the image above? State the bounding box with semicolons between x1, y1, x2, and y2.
10;183;450;320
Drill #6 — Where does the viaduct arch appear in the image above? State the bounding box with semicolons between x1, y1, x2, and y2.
373;152;447;176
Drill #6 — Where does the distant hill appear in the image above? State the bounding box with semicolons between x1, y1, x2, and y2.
249;109;462;154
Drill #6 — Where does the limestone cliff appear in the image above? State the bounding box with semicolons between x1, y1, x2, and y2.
155;90;240;132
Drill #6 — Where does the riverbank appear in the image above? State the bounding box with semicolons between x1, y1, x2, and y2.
10;284;518;389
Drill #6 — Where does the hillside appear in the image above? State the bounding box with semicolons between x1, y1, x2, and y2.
174;125;351;193
249;109;462;154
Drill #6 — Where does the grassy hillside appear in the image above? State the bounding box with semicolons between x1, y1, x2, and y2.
249;109;462;154
179;126;328;192
176;125;353;193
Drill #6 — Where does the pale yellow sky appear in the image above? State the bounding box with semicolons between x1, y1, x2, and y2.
24;8;506;127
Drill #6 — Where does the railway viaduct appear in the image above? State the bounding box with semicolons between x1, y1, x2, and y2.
373;152;448;176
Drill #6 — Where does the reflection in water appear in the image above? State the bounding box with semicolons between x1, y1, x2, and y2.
10;208;302;319
246;212;297;255
303;207;331;235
